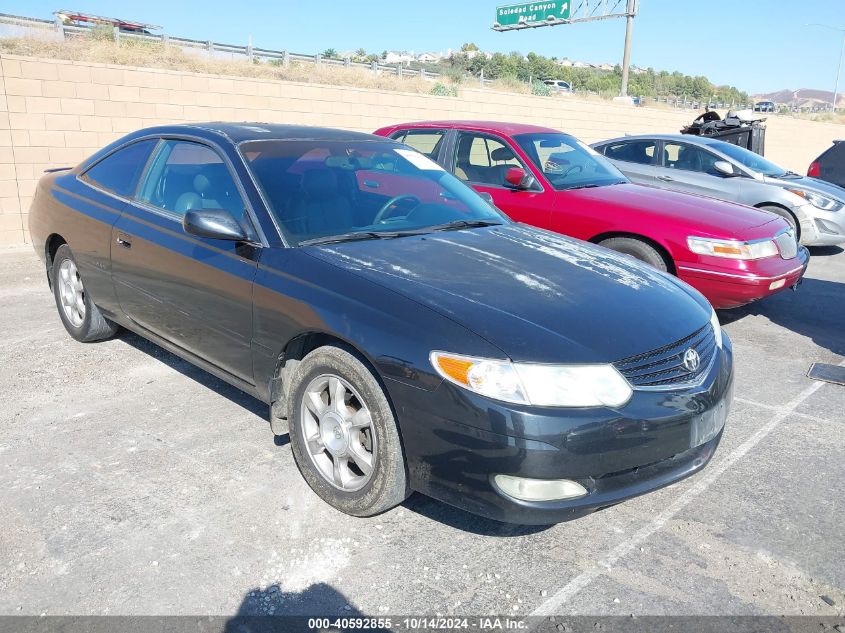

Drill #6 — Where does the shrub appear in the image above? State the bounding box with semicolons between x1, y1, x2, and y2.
430;83;458;97
530;81;553;97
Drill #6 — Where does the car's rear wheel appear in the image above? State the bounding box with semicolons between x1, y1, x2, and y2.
51;244;119;342
759;205;800;240
599;237;670;272
288;345;409;517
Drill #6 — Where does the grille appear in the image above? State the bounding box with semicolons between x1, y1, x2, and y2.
775;230;798;259
614;323;716;388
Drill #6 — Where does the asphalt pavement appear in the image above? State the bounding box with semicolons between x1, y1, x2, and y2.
0;245;843;618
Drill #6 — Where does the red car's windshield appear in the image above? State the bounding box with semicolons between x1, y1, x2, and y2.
514;133;628;191
240;140;506;246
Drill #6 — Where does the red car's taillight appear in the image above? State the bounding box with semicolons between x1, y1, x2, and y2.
808;160;820;177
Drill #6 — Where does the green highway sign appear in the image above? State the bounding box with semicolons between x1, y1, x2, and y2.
495;1;570;28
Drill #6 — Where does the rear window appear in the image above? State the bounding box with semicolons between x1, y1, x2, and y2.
81;139;158;197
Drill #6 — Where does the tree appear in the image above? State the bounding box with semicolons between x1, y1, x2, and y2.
460;42;479;52
321;48;339;59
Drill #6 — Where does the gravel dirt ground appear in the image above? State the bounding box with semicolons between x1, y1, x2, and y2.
0;245;843;618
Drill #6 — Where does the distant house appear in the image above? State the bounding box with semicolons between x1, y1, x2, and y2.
384;51;416;65
417;52;441;63
557;58;573;67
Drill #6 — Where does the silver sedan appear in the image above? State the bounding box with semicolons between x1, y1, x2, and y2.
592;134;845;246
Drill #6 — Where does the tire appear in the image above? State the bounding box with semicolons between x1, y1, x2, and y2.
599;237;670;272
287;345;409;517
759;205;800;240
51;244;119;342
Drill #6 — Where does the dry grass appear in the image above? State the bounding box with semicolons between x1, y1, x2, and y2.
0;34;451;94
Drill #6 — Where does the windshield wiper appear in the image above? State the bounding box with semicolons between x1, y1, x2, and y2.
299;231;408;246
428;219;503;232
562;183;601;190
776;170;802;178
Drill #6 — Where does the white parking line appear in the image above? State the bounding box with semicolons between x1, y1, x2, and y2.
531;362;843;617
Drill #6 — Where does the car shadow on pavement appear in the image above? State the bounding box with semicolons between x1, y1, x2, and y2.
117;330;274;423
807;245;843;257
403;492;550;537
225;582;366;631
719;277;845;356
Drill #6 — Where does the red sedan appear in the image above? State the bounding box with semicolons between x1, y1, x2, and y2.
373;121;809;309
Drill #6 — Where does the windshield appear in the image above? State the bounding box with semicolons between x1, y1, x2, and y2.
710;141;789;177
513;133;628;190
240;140;507;246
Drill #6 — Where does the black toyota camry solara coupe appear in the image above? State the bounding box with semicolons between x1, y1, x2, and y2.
29;123;734;524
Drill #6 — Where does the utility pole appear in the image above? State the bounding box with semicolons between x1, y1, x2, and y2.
806;23;845;112
835;32;845;112
619;0;637;97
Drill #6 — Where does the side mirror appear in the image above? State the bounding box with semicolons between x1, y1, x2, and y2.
183;208;247;241
504;166;536;191
713;160;737;177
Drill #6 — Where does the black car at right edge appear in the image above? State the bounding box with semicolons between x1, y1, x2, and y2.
29;123;733;524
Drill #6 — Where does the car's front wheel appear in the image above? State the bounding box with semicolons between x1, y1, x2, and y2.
288;345;409;517
599;236;670;272
51;244;119;342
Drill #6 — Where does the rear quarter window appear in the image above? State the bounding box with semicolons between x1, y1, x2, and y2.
80;139;158;198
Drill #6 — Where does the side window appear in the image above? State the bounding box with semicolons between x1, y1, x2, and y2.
663;142;719;174
455;133;525;186
138;140;246;220
80;139;158;197
603;140;657;165
391;129;445;159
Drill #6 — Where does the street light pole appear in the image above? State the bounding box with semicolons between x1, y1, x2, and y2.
833;32;845;112
806;23;845;112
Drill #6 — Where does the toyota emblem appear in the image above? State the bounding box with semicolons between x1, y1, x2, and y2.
682;348;700;372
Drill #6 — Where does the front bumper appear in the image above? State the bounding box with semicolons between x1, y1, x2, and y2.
389;335;734;525
795;203;845;246
677;247;809;309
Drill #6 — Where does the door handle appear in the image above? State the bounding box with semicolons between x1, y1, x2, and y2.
657;175;674;182
116;233;132;249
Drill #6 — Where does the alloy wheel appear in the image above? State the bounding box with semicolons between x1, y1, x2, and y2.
300;374;377;492
58;259;86;327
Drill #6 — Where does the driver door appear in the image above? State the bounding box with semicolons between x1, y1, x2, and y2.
111;138;260;383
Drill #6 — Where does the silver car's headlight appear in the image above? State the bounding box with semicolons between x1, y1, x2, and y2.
687;236;778;260
786;187;843;212
430;352;633;408
710;307;723;349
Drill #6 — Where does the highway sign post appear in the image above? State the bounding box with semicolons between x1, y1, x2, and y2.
493;0;639;99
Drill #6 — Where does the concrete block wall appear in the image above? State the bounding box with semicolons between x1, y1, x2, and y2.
2;52;844;246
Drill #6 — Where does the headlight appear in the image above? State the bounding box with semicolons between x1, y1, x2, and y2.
785;187;843;211
429;351;633;408
710;307;723;349
687;236;778;260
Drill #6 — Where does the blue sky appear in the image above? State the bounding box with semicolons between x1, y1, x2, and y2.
7;0;845;94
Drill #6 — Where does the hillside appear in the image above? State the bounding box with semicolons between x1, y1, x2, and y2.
755;88;844;109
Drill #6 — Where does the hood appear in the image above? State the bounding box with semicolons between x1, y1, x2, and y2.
560;183;779;238
305;224;711;364
762;173;845;200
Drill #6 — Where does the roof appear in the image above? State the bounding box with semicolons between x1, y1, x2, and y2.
131;122;385;144
595;133;738;148
381;120;564;135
